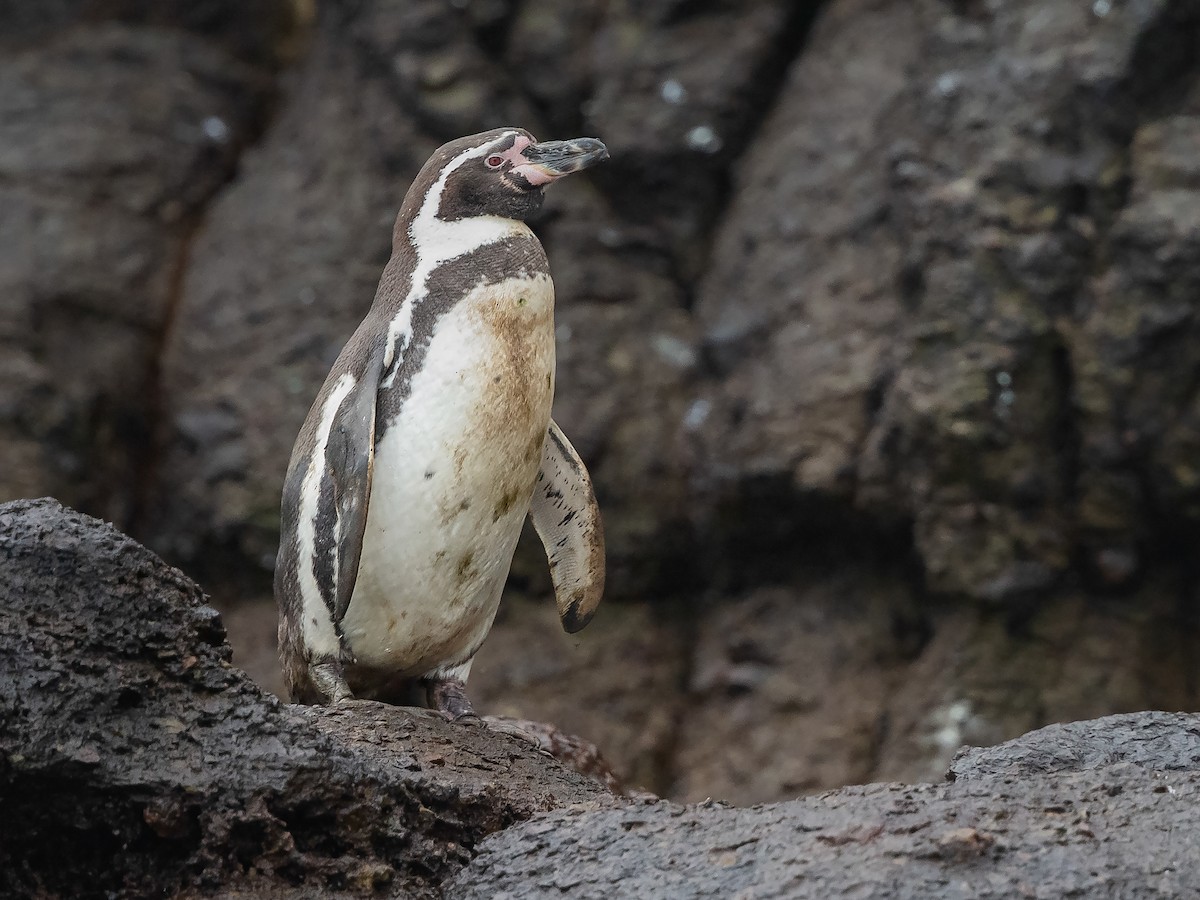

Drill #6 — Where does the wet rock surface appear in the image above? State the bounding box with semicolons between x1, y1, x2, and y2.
0;499;610;899
0;17;271;529
2;0;1200;812
948;711;1200;779
451;713;1200;899
4;498;1200;898
694;0;1200;600
218;564;1200;805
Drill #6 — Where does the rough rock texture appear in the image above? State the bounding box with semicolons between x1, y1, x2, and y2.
0;16;272;528
209;590;689;796
3;0;1200;807
694;0;1200;600
6;499;1200;898
216;565;1200;805
948;710;1200;779
0;499;610;899
661;568;1199;802
450;713;1200;899
1068;74;1200;556
472;594;690;793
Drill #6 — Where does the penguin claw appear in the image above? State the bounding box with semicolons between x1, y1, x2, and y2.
426;677;479;722
310;657;354;705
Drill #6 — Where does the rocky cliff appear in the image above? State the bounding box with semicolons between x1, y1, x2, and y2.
1;0;1198;802
2;499;1198;898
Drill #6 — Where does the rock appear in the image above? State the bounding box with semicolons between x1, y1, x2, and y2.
0;14;271;528
480;716;626;796
509;0;813;274
450;712;1200;899
0;1;308;66
673;579;906;803
870;583;1200;784
949;711;1200;779
7;496;1200;898
0;499;612;899
472;594;690;795
693;0;1200;600
692;0;915;503
669;575;1200;800
6;0;1200;818
1068;76;1200;554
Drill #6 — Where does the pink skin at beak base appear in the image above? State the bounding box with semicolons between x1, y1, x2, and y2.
496;134;562;186
510;163;559;186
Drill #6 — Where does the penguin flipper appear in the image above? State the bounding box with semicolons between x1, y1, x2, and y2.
325;344;386;625
529;420;605;633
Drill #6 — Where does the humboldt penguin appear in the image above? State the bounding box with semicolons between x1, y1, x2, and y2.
274;128;608;718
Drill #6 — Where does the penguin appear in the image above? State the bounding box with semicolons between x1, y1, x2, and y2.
274;128;608;720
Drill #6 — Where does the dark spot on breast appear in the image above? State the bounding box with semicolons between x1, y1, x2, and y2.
440;496;474;526
425;470;434;480
492;485;523;522
527;432;544;462
457;552;475;578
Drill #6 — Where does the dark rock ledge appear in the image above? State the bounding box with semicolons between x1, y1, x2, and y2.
0;498;612;899
2;498;1197;899
451;710;1200;899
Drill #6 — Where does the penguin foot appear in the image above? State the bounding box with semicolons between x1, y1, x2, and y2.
310;658;355;705
426;678;480;723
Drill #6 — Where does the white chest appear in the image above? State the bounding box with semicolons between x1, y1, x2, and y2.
342;273;556;679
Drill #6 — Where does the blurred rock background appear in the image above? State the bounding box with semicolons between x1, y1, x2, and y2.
2;0;1199;803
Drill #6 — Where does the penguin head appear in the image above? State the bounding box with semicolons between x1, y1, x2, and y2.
414;128;609;224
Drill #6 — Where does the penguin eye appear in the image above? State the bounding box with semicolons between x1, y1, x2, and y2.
485;154;505;169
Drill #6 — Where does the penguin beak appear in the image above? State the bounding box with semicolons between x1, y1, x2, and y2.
514;138;609;186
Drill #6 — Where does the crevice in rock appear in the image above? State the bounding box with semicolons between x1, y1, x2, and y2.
677;0;832;311
1178;556;1200;703
652;588;707;798
124;40;303;543
1121;0;1200;122
125;217;200;538
1053;0;1200;593
702;473;915;596
707;0;830;180
1049;337;1081;510
463;0;520;70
